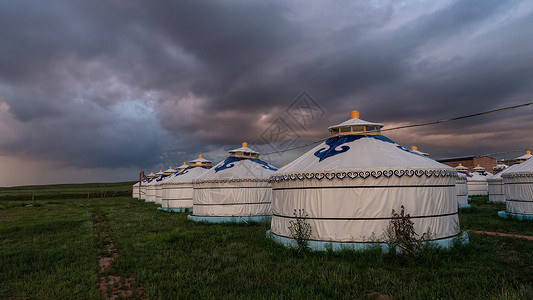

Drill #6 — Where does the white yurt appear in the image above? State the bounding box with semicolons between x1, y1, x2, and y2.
472;165;493;178
515;150;531;163
456;172;469;208
268;110;466;251
132;181;140;199
410;146;429;157
465;172;488;196
499;157;533;220
159;163;189;211
145;170;164;202
487;164;518;203
161;155;212;212
154;167;177;206
188;142;278;223
139;172;156;201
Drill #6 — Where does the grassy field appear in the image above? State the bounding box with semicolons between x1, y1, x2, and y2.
1;183;532;299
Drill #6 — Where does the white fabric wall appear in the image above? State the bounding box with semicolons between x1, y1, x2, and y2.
456;176;468;206
488;179;505;203
162;183;194;209
139;186;147;200
155;184;163;204
270;171;459;243
132;183;139;198
503;175;533;215
467;180;488;196
145;185;157;202
192;180;272;217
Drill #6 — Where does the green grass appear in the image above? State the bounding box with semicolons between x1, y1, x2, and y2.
1;186;532;299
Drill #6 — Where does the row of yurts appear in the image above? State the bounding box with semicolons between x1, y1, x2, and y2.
132;110;533;249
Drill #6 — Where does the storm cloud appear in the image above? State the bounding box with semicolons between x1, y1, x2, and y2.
1;0;533;185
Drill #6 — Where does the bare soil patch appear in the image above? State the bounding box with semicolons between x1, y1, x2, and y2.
93;213;144;299
467;230;533;241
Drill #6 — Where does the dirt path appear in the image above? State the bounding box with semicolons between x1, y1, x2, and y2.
467;230;533;241
93;213;144;299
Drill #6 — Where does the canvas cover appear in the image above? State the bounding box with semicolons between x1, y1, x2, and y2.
456;173;468;206
464;172;488;196
502;157;533;215
487;164;518;203
192;158;277;217
162;167;211;209
269;134;459;243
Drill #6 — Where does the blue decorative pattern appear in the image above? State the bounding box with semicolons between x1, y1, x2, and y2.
269;169;456;182
314;135;426;162
214;157;277;173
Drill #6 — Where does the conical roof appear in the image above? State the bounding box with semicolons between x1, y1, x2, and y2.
464;172;487;182
504;154;533;175
155;170;164;176
515;150;531;161
196;143;277;181
487;164;518;182
455;164;468;171
163;166;177;175
276;112;452;176
473;165;485;172
165;156;212;184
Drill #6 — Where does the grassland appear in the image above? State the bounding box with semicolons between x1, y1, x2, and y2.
1;183;532;299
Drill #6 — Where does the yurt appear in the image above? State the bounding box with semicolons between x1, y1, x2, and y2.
456;173;469;208
472;165;493;178
465;172;488;196
515;150;532;163
139;172;156;201
499;157;533;220
132;181;140;199
145;170;164;203
153;167;177;205
161;155;212;212
487;164;518;203
158;163;188;211
268;110;466;251
493;164;508;173
188;142;278;223
410;146;429;157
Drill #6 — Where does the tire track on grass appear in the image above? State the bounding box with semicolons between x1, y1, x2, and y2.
93;212;145;299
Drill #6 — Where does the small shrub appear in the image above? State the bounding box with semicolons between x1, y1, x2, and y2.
386;205;427;257
288;209;312;253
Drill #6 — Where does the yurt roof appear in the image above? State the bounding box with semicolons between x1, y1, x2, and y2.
189;156;212;164
328;112;384;130
164;167;177;175
229;142;259;155
515;151;532;160
461;171;487;182
473;165;485;171
488;164;519;181
503;155;533;175
177;162;188;170
196;155;277;182
155;170;164;176
275;111;453;176
455;164;468;171
164;166;211;184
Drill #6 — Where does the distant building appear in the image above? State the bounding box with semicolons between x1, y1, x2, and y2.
438;155;497;173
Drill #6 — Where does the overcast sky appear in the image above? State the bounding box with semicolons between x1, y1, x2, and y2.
1;0;533;186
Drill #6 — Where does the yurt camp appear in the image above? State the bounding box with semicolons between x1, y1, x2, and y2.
161;155;212;212
268;110;466;251
145;170;164;203
188;142;278;223
487;164;518;203
499;156;533;220
154;167;177;206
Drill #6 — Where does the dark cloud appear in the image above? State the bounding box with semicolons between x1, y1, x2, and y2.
1;0;533;184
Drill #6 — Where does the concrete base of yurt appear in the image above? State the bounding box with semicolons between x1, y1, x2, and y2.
497;210;533;221
187;215;271;223
266;230;469;252
458;205;471;209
